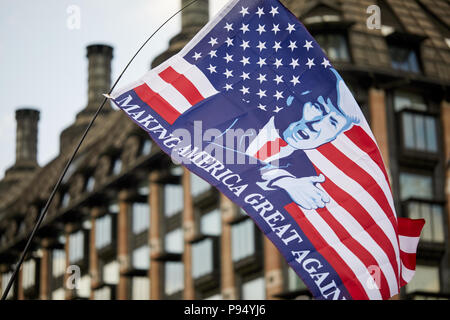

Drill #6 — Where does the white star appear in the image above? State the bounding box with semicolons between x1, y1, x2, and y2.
256;24;266;35
273;74;284;84
223;53;233;63
273;58;283;69
208;50;217;58
256;7;265;18
321;58;331;68
272;24;280;34
224;22;233;32
240;23;250;34
270;6;279;16
223;68;233;78
225;37;234;47
240;71;250;80
257;57;267;68
240;85;250;95
192;52;202;60
304;40;313;51
256;89;267;99
286;23;296;34
207;64;217;73
290;75;300;86
273;106;283;113
240;56;250;66
257;103;267;111
273;41;282;52
240;40;250;50
274;90;284;100
208;37;218;46
288;40;297;51
239;6;249;17
290;58;300;69
256;73;267;84
306;58;315;69
256;41;267;52
224;83;233;91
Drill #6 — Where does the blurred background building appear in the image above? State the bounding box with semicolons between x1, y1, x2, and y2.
0;0;449;300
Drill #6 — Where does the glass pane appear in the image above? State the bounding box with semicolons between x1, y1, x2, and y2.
132;245;150;270
399;173;433;201
112;158;122;175
69;230;84;263
141;140;152;155
132;203;150;234
96;215;112;249
204;293;222;300
86;176;95;192
419;203;432;241
165;228;184;254
201;208;221;236
52;288;65;300
52;249;66;277
164;184;183;217
408;202;421;220
406;265;440;293
232;219;255;262
165;262;184;296
424;117;437;152
402;113;415;149
431;205;444;242
94;286;111;300
191;173;211;197
242;277;265;300
103;261;119;284
394;91;427;111
77;275;91;298
413;115;426;151
131;276;150;300
288;267;307;291
192;239;213;279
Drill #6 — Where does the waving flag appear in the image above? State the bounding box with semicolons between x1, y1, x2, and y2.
111;0;425;299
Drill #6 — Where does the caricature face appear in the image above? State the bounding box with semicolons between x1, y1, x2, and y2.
282;95;351;150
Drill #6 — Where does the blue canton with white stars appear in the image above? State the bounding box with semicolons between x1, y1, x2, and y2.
184;0;332;114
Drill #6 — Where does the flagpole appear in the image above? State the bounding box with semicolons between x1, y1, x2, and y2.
1;0;199;300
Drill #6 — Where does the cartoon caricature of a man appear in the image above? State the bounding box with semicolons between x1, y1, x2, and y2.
215;68;362;210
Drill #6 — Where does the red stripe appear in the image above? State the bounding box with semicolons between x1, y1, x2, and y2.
316;142;398;233
400;251;417;271
134;83;181;125
314;166;400;286
285;202;369;300
254;138;288;161
344;126;391;189
316;206;391;299
159;67;204;106
398;217;425;238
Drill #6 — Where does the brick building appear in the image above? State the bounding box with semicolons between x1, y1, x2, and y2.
0;0;449;300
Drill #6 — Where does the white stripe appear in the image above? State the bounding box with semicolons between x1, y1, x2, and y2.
399;235;420;254
305;149;401;267
332;134;396;216
325;197;399;296
141;72;192;113
401;263;416;283
300;206;383;300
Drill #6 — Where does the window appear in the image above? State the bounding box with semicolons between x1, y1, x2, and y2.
231;219;255;262
287;267;307;292
314;33;350;62
103;260;119;285
394;91;427;112
61;192;70;208
140;140;152;156
77;274;91;298
389;45;420;73
69;230;85;263
242;277;265;300
95;214;112;249
131;276;150;300
137;181;149;196
165;228;183;254
94;286;112;300
112;158;122;175
200;208;221;236
191;173;211;197
85;176;95;192
165;262;184;296
399;172;433;201
51;287;65;300
132;245;150;270
407;201;444;242
204;293;222;300
52;250;66;278
406;265;440;294
2;272;14;299
164;184;183;217
192;238;214;279
22;259;36;290
132;203;150;234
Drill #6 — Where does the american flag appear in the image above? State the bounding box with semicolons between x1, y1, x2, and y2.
112;0;425;299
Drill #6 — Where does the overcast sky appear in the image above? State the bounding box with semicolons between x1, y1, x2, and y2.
0;0;228;179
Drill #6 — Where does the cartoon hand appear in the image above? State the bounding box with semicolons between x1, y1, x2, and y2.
273;174;330;210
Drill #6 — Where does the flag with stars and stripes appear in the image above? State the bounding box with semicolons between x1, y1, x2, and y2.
111;0;425;300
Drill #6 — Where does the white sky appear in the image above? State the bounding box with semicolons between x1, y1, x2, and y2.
0;0;229;179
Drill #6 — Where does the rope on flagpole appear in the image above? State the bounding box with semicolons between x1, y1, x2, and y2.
1;0;200;300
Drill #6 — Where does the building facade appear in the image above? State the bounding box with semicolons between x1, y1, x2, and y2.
0;0;449;300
